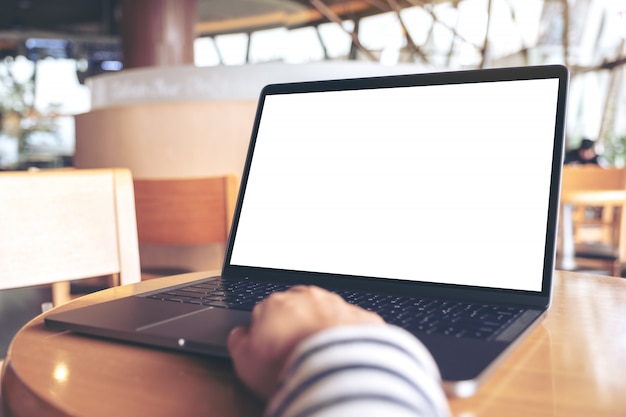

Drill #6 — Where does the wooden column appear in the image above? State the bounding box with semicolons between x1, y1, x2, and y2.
121;0;197;69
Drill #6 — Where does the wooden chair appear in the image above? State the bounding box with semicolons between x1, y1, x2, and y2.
0;168;142;307
559;166;626;276
132;174;239;275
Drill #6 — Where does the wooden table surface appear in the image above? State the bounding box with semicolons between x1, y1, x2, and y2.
560;189;626;205
2;270;626;417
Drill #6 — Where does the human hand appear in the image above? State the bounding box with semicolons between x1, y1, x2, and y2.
227;285;384;399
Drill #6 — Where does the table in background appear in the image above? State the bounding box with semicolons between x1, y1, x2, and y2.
2;270;626;417
559;189;626;270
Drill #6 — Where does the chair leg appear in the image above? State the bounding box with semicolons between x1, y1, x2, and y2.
52;281;71;306
109;273;120;287
612;262;622;278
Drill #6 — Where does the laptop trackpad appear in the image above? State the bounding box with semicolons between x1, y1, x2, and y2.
138;307;251;356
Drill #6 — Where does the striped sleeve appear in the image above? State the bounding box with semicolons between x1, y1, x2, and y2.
264;324;452;417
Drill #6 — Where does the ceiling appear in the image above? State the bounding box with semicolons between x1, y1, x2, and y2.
0;0;415;39
0;0;115;36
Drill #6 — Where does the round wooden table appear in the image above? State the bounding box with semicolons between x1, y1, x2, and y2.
0;272;263;417
2;270;626;417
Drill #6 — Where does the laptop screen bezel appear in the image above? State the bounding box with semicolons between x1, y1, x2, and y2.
222;65;569;309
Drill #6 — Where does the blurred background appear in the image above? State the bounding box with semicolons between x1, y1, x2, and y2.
0;0;624;170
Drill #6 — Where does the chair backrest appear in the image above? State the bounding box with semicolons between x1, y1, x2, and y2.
133;174;239;245
0;168;141;304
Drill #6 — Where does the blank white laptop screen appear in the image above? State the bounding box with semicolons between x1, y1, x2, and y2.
230;78;560;292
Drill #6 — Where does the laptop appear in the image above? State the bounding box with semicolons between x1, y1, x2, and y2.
45;64;569;398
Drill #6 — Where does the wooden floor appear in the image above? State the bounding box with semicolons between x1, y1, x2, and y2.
0;285;52;358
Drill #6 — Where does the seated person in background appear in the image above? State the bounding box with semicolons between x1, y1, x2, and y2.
564;138;607;166
228;285;451;417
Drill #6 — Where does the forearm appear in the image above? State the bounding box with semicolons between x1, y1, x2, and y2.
265;324;452;417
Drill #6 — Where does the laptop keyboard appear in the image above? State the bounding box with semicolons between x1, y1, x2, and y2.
145;278;525;340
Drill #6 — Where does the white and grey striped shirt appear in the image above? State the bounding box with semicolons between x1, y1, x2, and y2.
265;325;452;417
